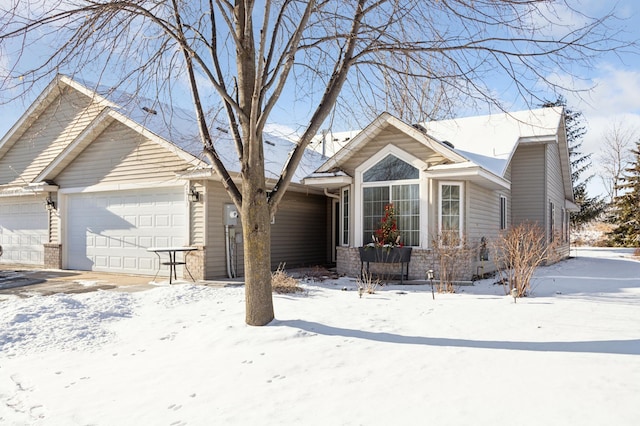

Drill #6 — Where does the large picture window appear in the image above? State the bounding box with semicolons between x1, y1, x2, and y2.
362;155;420;246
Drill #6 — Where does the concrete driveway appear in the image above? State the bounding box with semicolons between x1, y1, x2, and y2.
0;264;242;297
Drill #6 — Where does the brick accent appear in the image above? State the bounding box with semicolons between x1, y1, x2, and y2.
185;246;205;281
44;244;62;269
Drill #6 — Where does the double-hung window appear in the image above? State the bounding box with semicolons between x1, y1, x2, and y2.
439;182;463;239
362;154;420;246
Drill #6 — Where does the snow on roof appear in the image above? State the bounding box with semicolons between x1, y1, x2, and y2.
421;107;563;176
70;77;326;184
309;129;362;157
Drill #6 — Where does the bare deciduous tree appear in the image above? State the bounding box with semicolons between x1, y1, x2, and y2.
0;0;629;325
598;121;638;202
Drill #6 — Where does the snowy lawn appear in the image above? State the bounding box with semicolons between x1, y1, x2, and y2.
1;247;639;425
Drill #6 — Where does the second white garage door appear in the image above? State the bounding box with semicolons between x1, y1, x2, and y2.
66;188;187;275
0;197;48;265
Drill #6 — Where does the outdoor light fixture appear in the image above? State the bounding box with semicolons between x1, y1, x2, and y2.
45;197;56;210
188;187;200;203
427;269;435;300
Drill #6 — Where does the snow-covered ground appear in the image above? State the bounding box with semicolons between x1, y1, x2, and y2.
1;247;639;425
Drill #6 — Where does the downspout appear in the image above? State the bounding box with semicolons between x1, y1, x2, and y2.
324;188;340;200
225;225;232;279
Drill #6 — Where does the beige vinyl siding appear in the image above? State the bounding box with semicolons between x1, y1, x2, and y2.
510;144;545;226
189;180;206;246
270;191;328;269
341;128;448;175
55;121;190;187
49;194;59;244
204;182;237;278
546;143;570;256
203;184;328;278
0;89;102;185
467;182;504;244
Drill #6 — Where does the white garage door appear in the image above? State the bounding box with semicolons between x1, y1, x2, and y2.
66;188;186;275
0;198;48;265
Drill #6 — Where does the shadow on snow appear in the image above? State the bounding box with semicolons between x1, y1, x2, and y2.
273;319;640;356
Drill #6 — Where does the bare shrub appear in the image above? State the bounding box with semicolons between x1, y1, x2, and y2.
271;264;304;294
431;233;473;293
491;223;556;297
356;271;380;297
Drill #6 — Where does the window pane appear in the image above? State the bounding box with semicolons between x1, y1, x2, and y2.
441;184;461;235
363;186;389;243
392;184;420;246
363;154;419;182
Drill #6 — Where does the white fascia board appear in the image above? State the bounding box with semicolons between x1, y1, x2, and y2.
425;163;510;190
0;187;45;197
26;182;59;192
565;199;579;211
175;168;215;180
518;134;556;144
302;175;353;188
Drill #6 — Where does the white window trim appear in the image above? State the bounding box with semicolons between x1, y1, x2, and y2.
438;181;464;239
341;186;350;246
353;145;428;247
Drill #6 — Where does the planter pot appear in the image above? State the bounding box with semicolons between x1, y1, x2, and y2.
358;246;412;283
358;246;412;263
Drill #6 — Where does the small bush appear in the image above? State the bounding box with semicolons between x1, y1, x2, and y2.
431;233;472;293
356;271;380;297
271;264;304;294
491;222;556;298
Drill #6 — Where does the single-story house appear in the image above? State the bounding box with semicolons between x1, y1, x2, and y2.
0;75;331;280
304;108;576;280
0;74;575;282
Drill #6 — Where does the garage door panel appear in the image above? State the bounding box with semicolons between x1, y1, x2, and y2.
67;188;186;275
0;199;47;265
140;215;153;227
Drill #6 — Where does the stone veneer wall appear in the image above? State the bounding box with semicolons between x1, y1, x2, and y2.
44;243;62;269
336;246;482;282
185;246;205;281
336;246;439;281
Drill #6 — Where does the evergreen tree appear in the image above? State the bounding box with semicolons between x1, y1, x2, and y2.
607;142;640;247
542;97;606;229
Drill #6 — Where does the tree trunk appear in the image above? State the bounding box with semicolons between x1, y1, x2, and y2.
241;181;274;325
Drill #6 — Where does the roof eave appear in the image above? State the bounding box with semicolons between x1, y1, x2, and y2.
425;164;510;190
303;174;353;189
